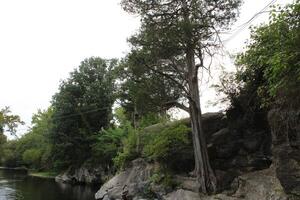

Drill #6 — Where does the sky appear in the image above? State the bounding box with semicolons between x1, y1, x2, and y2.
0;0;294;137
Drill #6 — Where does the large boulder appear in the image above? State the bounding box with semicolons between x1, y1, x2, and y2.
95;159;156;200
165;167;287;200
55;164;111;185
229;167;288;200
95;159;288;200
163;189;201;200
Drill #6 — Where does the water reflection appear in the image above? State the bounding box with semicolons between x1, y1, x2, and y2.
0;169;97;200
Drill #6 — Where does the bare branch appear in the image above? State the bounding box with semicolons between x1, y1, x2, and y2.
164;100;189;113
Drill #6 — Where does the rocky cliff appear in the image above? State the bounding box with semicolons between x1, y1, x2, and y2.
95;159;287;200
95;112;295;200
55;163;113;185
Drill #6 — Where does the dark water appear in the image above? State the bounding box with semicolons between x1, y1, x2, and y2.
0;169;98;200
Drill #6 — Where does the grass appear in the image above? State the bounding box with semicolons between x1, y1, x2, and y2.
29;171;59;179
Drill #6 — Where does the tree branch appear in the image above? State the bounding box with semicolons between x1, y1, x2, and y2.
164;100;189;113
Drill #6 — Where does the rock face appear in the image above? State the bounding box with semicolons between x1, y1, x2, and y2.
173;168;288;200
95;160;288;200
268;109;300;199
94;111;298;199
55;164;112;185
228;167;288;200
95;159;156;200
169;112;272;175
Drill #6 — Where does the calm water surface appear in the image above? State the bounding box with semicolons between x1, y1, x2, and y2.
0;169;98;200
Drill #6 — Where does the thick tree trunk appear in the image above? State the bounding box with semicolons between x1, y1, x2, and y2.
187;49;217;194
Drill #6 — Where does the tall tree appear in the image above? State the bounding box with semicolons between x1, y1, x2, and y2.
118;52;184;124
50;57;117;168
121;0;241;193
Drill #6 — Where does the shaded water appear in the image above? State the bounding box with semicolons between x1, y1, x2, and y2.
0;169;98;200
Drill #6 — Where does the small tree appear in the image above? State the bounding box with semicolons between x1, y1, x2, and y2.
121;0;241;193
0;107;24;136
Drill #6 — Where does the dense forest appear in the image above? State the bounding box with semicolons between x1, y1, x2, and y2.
0;1;299;199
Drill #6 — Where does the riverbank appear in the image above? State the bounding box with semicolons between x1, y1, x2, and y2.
0;169;97;200
29;171;58;179
0;166;28;172
0;167;57;179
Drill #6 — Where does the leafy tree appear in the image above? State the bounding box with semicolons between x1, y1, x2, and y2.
0;107;23;165
15;108;54;169
236;1;300;109
1;140;19;167
90;127;126;166
22;149;42;168
0;108;54;169
0;133;7;159
118;54;183;124
0;107;24;136
121;0;241;193
50;57;117;168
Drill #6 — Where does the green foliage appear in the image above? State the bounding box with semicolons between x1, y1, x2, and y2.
113;124;139;169
139;113;169;129
114;119;193;172
143;123;192;171
0;133;7;156
90;127;126;166
50;57;117;168
22;149;42;168
236;2;300;109
0;107;24;136
150;171;178;189
1;141;19;167
0;108;54;169
118;54;182;123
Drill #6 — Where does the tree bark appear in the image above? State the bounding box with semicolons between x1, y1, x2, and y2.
186;49;217;194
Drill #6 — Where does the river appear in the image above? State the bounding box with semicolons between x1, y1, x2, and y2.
0;169;98;200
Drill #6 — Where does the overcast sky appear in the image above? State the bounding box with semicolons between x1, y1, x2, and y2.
0;0;294;137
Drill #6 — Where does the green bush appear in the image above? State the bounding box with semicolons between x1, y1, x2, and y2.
113;126;139;169
22;149;42;168
143;123;193;172
91;127;125;165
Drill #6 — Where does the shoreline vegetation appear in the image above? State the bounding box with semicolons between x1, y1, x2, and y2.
0;167;57;179
28;171;58;179
0;166;28;172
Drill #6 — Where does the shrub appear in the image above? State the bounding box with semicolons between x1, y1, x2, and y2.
143;122;193;172
22;149;42;168
113;126;139;169
91;127;125;165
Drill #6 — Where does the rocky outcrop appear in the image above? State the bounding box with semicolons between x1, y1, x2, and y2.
55;164;112;185
95;159;288;200
94;111;298;199
176;168;288;200
268;108;300;199
95;159;157;200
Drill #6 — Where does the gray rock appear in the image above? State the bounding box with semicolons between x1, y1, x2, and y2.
230;167;288;200
164;167;288;200
268;109;300;198
55;164;111;185
95;159;156;200
163;189;200;200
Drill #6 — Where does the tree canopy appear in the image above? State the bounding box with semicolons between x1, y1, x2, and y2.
0;107;24;136
50;57;118;168
236;1;300;109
